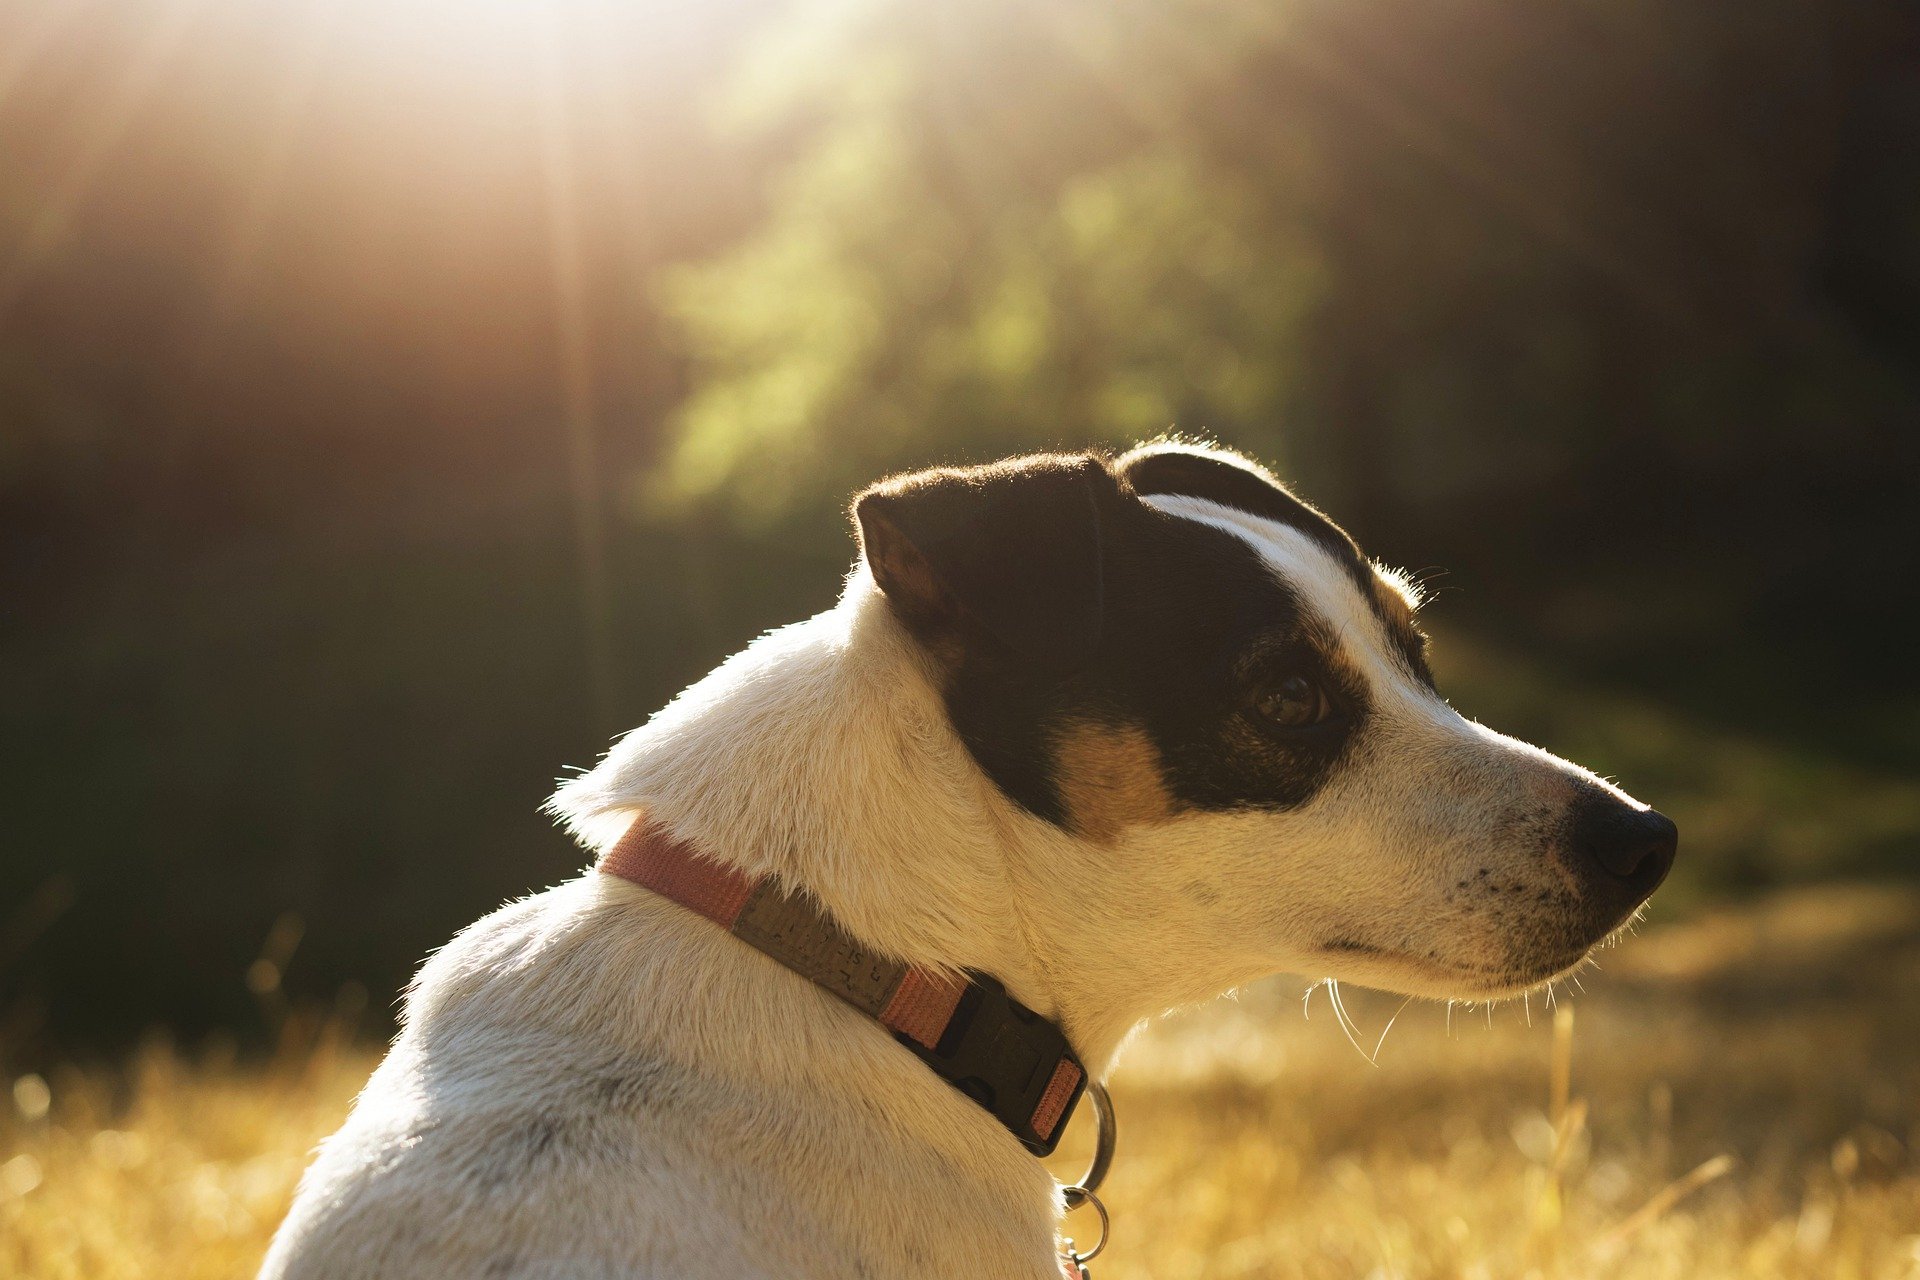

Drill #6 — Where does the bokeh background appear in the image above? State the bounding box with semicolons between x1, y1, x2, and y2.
4;0;1919;1068
9;3;1920;1276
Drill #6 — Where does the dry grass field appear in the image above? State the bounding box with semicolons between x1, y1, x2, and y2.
5;885;1918;1280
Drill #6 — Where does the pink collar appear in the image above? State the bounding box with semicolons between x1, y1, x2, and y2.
597;818;1086;1154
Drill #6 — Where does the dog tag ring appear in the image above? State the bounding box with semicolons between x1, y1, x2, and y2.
1059;1189;1108;1277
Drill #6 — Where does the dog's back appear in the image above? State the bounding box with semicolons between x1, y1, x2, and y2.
263;876;1059;1280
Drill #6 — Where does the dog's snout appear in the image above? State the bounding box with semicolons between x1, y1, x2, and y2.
1587;805;1677;882
1564;793;1678;908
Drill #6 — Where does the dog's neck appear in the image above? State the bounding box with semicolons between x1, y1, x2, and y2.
551;572;1206;1074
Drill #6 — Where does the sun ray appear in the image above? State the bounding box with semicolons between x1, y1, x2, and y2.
203;0;346;330
1267;23;1693;328
536;2;620;736
0;0;208;319
573;21;660;302
0;0;85;114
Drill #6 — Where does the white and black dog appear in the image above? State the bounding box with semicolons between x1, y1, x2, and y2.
262;442;1675;1280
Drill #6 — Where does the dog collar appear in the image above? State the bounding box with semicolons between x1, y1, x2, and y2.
597;819;1090;1157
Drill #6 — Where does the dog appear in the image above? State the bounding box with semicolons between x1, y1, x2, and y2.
260;441;1675;1279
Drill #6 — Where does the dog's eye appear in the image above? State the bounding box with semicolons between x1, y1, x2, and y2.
1253;675;1333;728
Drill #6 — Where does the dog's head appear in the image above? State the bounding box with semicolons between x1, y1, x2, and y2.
854;443;1675;1001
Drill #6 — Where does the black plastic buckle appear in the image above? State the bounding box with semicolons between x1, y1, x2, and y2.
894;971;1087;1156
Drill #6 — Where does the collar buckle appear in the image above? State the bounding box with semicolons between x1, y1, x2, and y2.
903;972;1087;1156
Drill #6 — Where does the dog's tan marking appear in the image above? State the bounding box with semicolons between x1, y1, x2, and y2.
1052;721;1177;842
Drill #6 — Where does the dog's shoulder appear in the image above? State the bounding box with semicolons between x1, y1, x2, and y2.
264;873;1063;1278
262;880;753;1277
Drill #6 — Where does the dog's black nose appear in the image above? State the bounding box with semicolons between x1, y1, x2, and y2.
1566;794;1678;903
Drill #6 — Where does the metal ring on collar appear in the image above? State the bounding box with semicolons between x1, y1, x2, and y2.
1060;1082;1115;1210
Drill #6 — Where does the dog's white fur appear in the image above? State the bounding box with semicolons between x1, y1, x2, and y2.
262;491;1647;1279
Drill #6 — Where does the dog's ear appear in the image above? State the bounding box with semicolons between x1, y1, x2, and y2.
854;454;1114;669
1117;440;1365;564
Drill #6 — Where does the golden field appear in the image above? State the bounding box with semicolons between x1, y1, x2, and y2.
5;886;1918;1280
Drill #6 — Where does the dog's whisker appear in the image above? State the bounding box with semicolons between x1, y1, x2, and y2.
1371;994;1416;1062
1324;979;1379;1066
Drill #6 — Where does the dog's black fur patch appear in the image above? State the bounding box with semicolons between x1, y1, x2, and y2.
1119;444;1434;688
856;455;1108;672
856;445;1398;831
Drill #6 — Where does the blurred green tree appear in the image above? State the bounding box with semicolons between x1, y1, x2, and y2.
657;0;1920;587
657;1;1329;520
